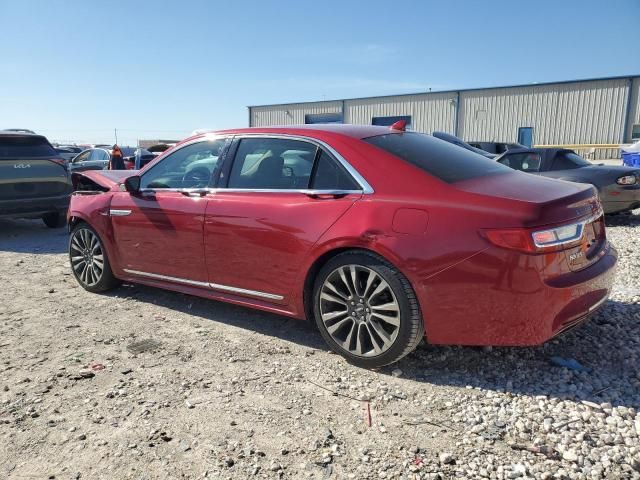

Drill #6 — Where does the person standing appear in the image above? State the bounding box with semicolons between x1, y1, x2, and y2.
110;145;125;170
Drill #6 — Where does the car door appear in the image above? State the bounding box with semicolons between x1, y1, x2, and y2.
203;135;366;304
110;137;230;284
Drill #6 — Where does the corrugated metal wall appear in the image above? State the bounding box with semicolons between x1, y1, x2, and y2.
458;78;630;144
344;93;456;133
250;101;342;127
627;77;640;141
249;77;640;158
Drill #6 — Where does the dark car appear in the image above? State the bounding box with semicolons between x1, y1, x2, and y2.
0;132;71;227
123;148;156;170
432;131;497;158
55;146;83;163
468;141;524;155
496;148;640;214
69;147;136;172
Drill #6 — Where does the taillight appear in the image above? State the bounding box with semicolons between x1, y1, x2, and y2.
483;229;535;253
482;216;598;254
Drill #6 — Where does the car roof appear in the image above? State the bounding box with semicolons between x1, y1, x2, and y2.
0;131;49;141
205;124;399;141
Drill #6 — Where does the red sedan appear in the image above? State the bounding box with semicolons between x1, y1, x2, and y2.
67;124;617;368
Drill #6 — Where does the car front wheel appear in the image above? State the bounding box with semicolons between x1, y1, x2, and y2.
313;251;424;368
69;223;121;293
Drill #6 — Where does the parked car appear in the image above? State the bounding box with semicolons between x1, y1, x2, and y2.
69;147;136;172
496;148;640;214
432;131;497;158
468;141;523;155
147;143;174;155
3;128;36;134
0;132;71;227
67;125;616;367
123;148;157;170
55;146;83;163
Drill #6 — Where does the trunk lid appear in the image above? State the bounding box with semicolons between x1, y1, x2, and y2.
455;170;599;225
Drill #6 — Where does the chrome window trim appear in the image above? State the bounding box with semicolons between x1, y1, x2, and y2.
532;210;603;248
123;269;284;301
130;133;373;195
229;133;374;194
137;187;363;195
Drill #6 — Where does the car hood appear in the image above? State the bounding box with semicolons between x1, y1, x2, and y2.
71;169;134;190
576;165;640;175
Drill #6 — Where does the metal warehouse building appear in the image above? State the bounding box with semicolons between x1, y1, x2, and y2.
249;75;640;159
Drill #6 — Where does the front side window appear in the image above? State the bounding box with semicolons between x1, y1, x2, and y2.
365;132;511;183
140;139;227;189
498;152;542;172
228;138;317;189
72;151;91;163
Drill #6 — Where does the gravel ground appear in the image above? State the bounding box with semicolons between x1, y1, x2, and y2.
0;211;639;480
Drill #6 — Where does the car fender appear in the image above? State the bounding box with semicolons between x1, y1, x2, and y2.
68;193;120;274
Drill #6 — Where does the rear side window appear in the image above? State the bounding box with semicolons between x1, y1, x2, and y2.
311;151;359;190
498;152;542;172
365;132;510;183
228;138;317;189
552;152;590;170
0;135;57;158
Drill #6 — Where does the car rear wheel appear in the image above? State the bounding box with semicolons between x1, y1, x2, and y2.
313;251;424;368
42;212;66;228
69;223;120;292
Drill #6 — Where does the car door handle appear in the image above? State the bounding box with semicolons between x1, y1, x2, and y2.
304;190;355;199
180;188;210;197
110;209;131;216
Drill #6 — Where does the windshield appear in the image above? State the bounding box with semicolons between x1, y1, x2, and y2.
364;132;511;183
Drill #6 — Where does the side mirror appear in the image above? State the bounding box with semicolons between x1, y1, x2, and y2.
124;175;141;193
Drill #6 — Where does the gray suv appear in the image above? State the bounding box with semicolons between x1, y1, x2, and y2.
0;132;72;227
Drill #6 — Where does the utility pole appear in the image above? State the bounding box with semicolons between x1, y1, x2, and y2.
114;128;118;145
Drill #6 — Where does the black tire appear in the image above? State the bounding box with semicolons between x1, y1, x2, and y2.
69;223;121;293
312;251;424;369
42;212;66;228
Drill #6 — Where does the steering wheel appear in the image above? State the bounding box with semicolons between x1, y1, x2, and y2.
182;167;211;188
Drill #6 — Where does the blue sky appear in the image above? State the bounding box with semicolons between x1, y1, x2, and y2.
0;0;638;145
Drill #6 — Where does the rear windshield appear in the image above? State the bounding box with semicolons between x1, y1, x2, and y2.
364;132;511;183
0;135;57;158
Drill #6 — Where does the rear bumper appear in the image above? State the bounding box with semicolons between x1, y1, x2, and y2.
0;194;70;218
419;243;617;346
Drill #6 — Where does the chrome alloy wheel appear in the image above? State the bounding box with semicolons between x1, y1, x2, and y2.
319;265;401;357
70;228;104;287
